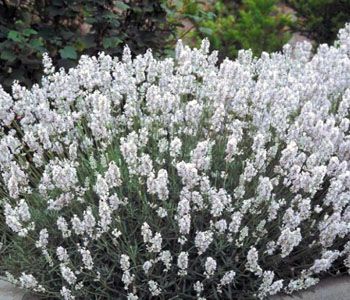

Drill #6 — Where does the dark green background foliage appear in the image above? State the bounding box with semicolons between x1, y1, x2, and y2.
0;0;349;92
170;0;292;60
0;0;175;91
286;0;350;44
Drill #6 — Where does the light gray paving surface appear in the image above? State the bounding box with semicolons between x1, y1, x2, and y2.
270;276;350;300
1;276;349;299
0;279;26;300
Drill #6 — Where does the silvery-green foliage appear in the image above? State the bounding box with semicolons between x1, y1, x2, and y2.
1;25;350;300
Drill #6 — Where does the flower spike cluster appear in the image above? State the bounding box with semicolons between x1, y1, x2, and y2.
1;25;350;299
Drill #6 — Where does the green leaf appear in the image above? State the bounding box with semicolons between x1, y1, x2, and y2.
102;37;123;49
29;39;45;52
23;28;38;37
186;14;204;22
7;30;23;42
115;1;130;10
199;27;213;36
0;50;16;62
59;45;77;59
77;36;96;50
206;12;216;20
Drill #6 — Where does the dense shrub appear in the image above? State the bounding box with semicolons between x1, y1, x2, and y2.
172;0;292;59
286;0;350;44
0;0;175;91
1;25;350;299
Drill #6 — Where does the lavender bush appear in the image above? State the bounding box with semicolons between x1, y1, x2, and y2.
0;24;350;300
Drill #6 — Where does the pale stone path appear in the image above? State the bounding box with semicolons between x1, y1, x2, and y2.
0;279;26;300
270;276;350;300
0;276;349;299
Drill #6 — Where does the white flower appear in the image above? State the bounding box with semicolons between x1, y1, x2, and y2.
60;264;77;285
148;280;161;296
178;214;191;235
19;273;38;289
220;270;236;286
138;154;153;176
35;228;49;249
50;160;78;191
127;293;139;300
310;250;340;273
147;232;162;253
57;246;69;262
0;87;15;126
98;200;112;232
104;161;122;187
159;250;172;272
176;161;200;189
4;199;32;236
121;270;134;290
57;216;71;238
60;286;75;300
193;281;204;296
258;271;283;299
156;207;168;218
79;247;94;270
143;260;153;275
217;270;236;293
147;169;169;201
141;222;152;243
214;219;227;233
277;228;302;258
94;174;109;200
112;228;122;239
177;251;189;276
229;211;243;233
170;137;182;158
204;257;217;277
209;188;231;217
195;230;213;255
190;140;213;171
246;247;262;276
120;254;131;271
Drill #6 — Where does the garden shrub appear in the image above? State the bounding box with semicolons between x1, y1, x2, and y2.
0;24;350;300
286;0;350;45
0;0;175;91
173;0;292;60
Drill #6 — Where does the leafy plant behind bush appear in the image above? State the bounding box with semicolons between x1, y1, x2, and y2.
0;0;175;91
174;0;292;60
233;0;292;56
286;0;350;44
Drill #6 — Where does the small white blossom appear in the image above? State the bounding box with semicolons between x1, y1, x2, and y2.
57;246;69;262
159;250;172;272
277;228;302;258
19;273;38;289
120;254;131;271
195;230;213;255
217;270;236;293
170;137;182;158
246;247;262;276
60;264;77;285
177;251;189;276
143;260;153;275
60;286;75;300
148;280;161;296
79;247;94;270
204;257;217;277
